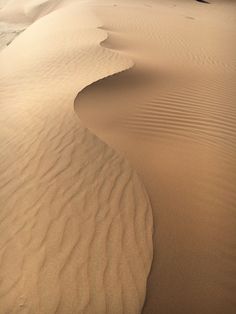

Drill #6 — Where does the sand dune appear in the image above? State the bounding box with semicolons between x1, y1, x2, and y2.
0;2;153;313
1;0;236;313
76;1;236;313
0;0;65;50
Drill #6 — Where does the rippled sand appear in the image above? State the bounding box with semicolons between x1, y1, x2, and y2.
76;1;236;313
1;0;236;313
0;1;153;313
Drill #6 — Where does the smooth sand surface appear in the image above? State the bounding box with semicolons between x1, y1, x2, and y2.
0;1;153;313
76;0;236;313
1;0;236;313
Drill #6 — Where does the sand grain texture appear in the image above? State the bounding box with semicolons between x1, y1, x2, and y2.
1;0;236;313
76;1;236;313
0;2;153;313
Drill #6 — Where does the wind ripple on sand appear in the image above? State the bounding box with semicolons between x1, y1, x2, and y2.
122;82;236;150
76;3;236;313
0;3;153;314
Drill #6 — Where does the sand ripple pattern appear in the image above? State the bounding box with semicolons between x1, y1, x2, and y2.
123;82;236;151
76;2;236;313
0;3;153;314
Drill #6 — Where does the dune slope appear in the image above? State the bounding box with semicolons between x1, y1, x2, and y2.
0;2;153;314
76;1;236;313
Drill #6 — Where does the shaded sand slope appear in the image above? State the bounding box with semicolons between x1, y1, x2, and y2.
0;3;153;314
76;1;236;313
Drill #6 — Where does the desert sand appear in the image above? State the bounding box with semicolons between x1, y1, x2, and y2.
0;0;236;313
0;1;153;313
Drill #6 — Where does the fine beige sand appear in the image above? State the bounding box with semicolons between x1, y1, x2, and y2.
1;0;236;313
76;0;236;313
0;1;153;313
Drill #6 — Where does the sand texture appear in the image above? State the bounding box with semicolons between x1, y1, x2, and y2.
76;1;236;313
0;0;63;50
0;2;153;313
1;0;236;313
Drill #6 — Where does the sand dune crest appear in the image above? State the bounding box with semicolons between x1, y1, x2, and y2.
76;2;236;313
0;2;153;313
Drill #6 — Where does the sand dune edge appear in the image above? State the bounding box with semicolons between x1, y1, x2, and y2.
0;3;153;314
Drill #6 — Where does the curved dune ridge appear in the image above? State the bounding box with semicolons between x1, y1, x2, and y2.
76;1;236;314
1;0;236;313
0;1;153;314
